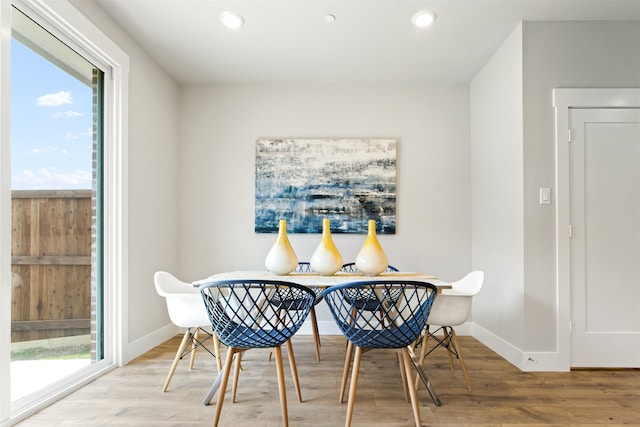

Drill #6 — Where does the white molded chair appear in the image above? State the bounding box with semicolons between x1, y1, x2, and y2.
416;270;484;391
154;271;222;392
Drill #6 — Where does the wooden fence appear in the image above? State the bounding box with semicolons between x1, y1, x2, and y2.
11;190;93;343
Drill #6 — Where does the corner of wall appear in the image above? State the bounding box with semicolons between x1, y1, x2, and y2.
470;21;525;357
123;323;178;365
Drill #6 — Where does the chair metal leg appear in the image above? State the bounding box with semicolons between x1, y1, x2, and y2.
310;307;321;361
285;340;303;402
339;341;354;403
273;345;290;427
213;347;237;427
203;370;223;405
407;345;442;406
450;328;472;391
345;346;363;427
163;330;192;392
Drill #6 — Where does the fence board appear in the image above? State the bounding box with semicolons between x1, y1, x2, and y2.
11;190;92;343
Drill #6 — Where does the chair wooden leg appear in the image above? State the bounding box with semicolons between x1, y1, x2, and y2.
444;327;456;371
397;348;410;403
339;340;354;403
231;350;244;403
345;346;363;427
310;307;321;362
415;327;430;390
212;332;223;372
189;328;199;369
213;347;237;427
163;330;191;392
273;345;290;427
450;328;472;391
285;340;303;402
401;347;423;427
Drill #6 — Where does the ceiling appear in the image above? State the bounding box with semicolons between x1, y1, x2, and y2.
94;0;640;86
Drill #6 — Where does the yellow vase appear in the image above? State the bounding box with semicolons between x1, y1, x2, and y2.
310;218;343;276
265;219;298;275
355;219;388;276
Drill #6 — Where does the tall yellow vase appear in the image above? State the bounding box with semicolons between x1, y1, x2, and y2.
265;219;298;275
355;219;388;276
310;218;343;276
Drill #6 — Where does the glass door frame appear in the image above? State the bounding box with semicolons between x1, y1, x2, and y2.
0;0;129;424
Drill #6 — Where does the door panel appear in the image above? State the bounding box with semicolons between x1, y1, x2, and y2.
570;108;640;367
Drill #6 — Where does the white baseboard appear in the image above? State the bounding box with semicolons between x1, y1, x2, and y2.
520;350;569;372
122;323;178;365
297;320;475;337
297;319;341;336
129;321;567;372
471;323;566;372
471;323;523;369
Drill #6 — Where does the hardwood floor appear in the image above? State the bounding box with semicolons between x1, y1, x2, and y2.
16;335;640;426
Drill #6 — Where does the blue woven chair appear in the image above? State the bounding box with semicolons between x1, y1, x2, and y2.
200;279;315;427
323;280;438;427
270;262;324;361
340;263;400;311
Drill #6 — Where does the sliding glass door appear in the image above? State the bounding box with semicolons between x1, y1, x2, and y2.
9;4;104;404
2;1;127;423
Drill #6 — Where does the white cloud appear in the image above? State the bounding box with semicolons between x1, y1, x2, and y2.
27;146;69;156
36;91;73;107
65;127;93;140
12;168;92;190
52;110;83;118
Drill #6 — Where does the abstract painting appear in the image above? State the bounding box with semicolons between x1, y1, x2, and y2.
255;138;396;234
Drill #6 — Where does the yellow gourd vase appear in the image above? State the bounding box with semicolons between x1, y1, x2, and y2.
265;219;298;275
310;218;343;275
355;219;388;276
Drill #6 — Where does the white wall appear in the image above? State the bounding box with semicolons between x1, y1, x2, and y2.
69;0;180;360
57;3;640;368
470;24;525;356
522;21;640;352
470;21;640;371
177;84;472;326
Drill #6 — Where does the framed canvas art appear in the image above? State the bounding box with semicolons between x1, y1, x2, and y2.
255;138;396;234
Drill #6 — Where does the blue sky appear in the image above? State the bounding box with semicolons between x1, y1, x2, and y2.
11;39;93;190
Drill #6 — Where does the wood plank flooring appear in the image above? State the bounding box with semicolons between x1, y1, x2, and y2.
16;335;640;426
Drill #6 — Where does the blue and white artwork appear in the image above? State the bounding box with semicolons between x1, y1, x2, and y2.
255;138;396;234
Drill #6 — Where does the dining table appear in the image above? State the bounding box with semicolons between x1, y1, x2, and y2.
193;269;450;289
193;270;449;406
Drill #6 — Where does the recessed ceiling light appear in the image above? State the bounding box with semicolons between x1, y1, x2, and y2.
324;14;336;24
220;11;245;29
412;10;436;28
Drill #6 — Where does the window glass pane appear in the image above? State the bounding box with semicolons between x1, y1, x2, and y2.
10;5;103;402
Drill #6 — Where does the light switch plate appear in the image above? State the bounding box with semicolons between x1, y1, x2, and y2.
540;188;551;205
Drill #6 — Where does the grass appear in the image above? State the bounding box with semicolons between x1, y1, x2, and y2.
11;344;91;361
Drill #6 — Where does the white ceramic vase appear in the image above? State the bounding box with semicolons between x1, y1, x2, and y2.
310;218;343;276
355;219;388;276
265;219;298;275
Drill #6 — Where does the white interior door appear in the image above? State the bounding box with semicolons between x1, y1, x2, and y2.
570;108;640;367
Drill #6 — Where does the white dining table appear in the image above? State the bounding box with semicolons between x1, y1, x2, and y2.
193;270;446;406
193;270;451;290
